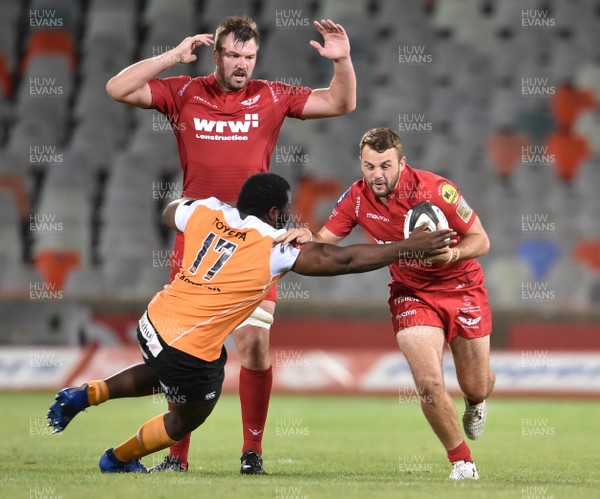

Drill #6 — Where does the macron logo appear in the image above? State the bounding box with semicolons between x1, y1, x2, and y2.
194;114;259;133
366;213;390;222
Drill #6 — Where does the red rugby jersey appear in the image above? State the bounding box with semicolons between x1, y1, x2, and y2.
324;165;485;292
148;74;312;201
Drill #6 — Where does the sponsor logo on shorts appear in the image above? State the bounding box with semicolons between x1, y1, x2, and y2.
204;390;216;400
395;296;421;304
139;313;164;357
456;305;481;315
139;315;157;343
458;316;481;328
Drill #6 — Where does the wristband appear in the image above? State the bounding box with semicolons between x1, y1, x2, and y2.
303;227;313;242
445;248;460;264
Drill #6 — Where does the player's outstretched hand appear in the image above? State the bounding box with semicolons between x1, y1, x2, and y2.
310;19;351;61
402;224;456;255
167;34;214;64
273;227;312;246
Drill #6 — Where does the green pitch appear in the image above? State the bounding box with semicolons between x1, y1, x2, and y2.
1;392;599;499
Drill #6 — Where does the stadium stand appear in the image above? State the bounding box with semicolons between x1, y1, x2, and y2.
0;0;598;318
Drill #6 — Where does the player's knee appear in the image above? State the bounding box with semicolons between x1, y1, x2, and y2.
165;408;212;440
414;376;445;400
165;415;191;441
235;326;270;370
462;375;494;402
236;327;269;352
462;386;487;403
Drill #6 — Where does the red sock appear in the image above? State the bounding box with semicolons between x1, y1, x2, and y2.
447;441;472;463
240;366;273;455
167;403;191;465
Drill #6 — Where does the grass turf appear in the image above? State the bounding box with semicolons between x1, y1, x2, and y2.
1;392;599;499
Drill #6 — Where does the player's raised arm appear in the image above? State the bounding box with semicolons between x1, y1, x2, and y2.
291;226;456;276
301;20;356;118
106;34;214;108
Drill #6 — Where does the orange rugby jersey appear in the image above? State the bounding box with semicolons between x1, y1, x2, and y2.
146;198;300;361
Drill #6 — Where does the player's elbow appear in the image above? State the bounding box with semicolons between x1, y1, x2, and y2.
161;201;178;230
105;77;130;103
105;78;121;101
479;233;491;256
161;204;171;225
347;94;357;113
336;97;356;115
483;237;490;256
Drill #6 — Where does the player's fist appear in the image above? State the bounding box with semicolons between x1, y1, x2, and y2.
402;224;456;255
168;34;214;64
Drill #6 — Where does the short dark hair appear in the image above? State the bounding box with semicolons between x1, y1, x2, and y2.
359;127;404;159
215;16;260;52
237;173;290;218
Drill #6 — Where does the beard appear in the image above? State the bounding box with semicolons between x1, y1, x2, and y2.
220;68;249;91
367;173;399;198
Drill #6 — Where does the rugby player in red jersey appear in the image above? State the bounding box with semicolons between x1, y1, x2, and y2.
46;173;455;474
280;128;495;480
106;16;355;473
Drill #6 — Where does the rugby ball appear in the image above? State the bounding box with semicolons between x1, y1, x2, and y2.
403;202;449;239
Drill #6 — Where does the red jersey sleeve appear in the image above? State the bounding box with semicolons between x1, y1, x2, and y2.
324;186;358;238
432;180;477;236
267;81;312;119
148;76;192;116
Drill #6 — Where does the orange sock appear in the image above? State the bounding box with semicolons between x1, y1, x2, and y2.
113;414;179;462
87;380;109;406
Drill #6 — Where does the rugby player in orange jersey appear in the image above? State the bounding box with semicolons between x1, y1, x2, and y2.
106;15;356;473
47;173;455;473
